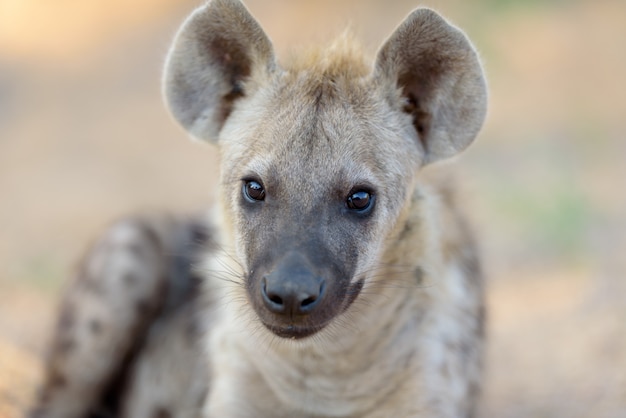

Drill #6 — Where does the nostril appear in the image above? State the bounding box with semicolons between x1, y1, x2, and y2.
299;280;325;311
268;293;283;305
262;276;285;312
300;295;317;307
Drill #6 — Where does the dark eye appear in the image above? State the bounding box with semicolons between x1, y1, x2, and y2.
346;190;374;212
243;180;265;202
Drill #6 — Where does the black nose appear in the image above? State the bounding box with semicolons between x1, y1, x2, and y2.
261;256;325;316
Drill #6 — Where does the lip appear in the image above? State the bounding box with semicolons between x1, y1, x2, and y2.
262;322;325;339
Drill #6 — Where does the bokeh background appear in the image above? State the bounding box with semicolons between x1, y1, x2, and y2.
1;0;625;416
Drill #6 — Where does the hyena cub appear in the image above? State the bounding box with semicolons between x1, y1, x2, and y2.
32;0;487;417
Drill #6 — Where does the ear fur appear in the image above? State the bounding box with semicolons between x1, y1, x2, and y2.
374;8;487;164
163;0;276;141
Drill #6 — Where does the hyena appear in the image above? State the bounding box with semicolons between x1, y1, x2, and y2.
31;0;487;417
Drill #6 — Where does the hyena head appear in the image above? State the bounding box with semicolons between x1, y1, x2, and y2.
164;0;486;339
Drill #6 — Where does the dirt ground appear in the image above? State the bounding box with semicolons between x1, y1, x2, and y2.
1;0;625;416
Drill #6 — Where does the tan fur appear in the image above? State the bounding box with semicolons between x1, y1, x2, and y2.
32;1;487;417
285;32;371;77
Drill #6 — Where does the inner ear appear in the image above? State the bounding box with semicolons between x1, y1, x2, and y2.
209;35;252;124
399;76;433;151
163;0;276;142
374;8;487;164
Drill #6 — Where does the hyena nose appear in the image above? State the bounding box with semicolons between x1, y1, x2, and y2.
261;273;326;316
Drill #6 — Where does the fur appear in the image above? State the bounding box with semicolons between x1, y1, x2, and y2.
31;1;487;417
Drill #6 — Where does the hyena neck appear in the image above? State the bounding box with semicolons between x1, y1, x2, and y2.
207;185;444;415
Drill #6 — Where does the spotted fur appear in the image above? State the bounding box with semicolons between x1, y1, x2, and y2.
32;1;487;417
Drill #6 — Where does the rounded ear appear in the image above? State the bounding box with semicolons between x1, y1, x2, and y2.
374;8;487;164
163;0;276;141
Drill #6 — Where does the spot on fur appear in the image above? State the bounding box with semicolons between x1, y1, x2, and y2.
152;406;172;418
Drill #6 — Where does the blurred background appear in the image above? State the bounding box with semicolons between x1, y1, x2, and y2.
1;0;624;416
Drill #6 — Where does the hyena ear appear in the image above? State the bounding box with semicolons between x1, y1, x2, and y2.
374;8;487;164
163;0;276;141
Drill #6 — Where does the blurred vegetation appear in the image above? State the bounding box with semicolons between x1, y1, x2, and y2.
492;176;591;260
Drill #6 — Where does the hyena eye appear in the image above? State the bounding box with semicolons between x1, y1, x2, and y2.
346;189;374;213
243;180;265;202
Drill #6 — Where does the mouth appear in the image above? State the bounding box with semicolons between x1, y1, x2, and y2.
255;278;366;340
342;278;364;312
262;322;326;339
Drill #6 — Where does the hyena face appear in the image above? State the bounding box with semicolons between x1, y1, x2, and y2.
218;73;422;338
164;0;486;339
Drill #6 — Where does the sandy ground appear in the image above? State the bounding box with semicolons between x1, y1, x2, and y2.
1;0;625;416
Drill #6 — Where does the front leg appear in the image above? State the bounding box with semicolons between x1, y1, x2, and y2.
30;216;173;418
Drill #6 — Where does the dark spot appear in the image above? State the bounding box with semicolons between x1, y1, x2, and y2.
80;275;102;293
56;337;75;354
398;219;415;242
49;370;67;388
439;362;451;379
403;95;417;113
139;222;163;250
467;380;482;414
195;385;209;409
230;79;244;96
38;388;52;404
342;279;364;312
414;266;424;285
122;221;161;259
401;349;415;369
136;299;151;316
476;304;486;338
152;406;172;418
445;340;458;353
459;340;473;360
123;273;138;286
128;241;148;259
459;245;482;282
313;84;324;112
89;319;102;334
58;306;75;331
188;272;203;290
186;316;199;342
190;223;209;245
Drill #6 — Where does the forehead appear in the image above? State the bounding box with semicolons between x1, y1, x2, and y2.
261;76;374;177
221;70;419;193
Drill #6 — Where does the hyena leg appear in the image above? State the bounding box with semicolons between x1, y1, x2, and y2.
120;301;209;418
30;216;177;418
